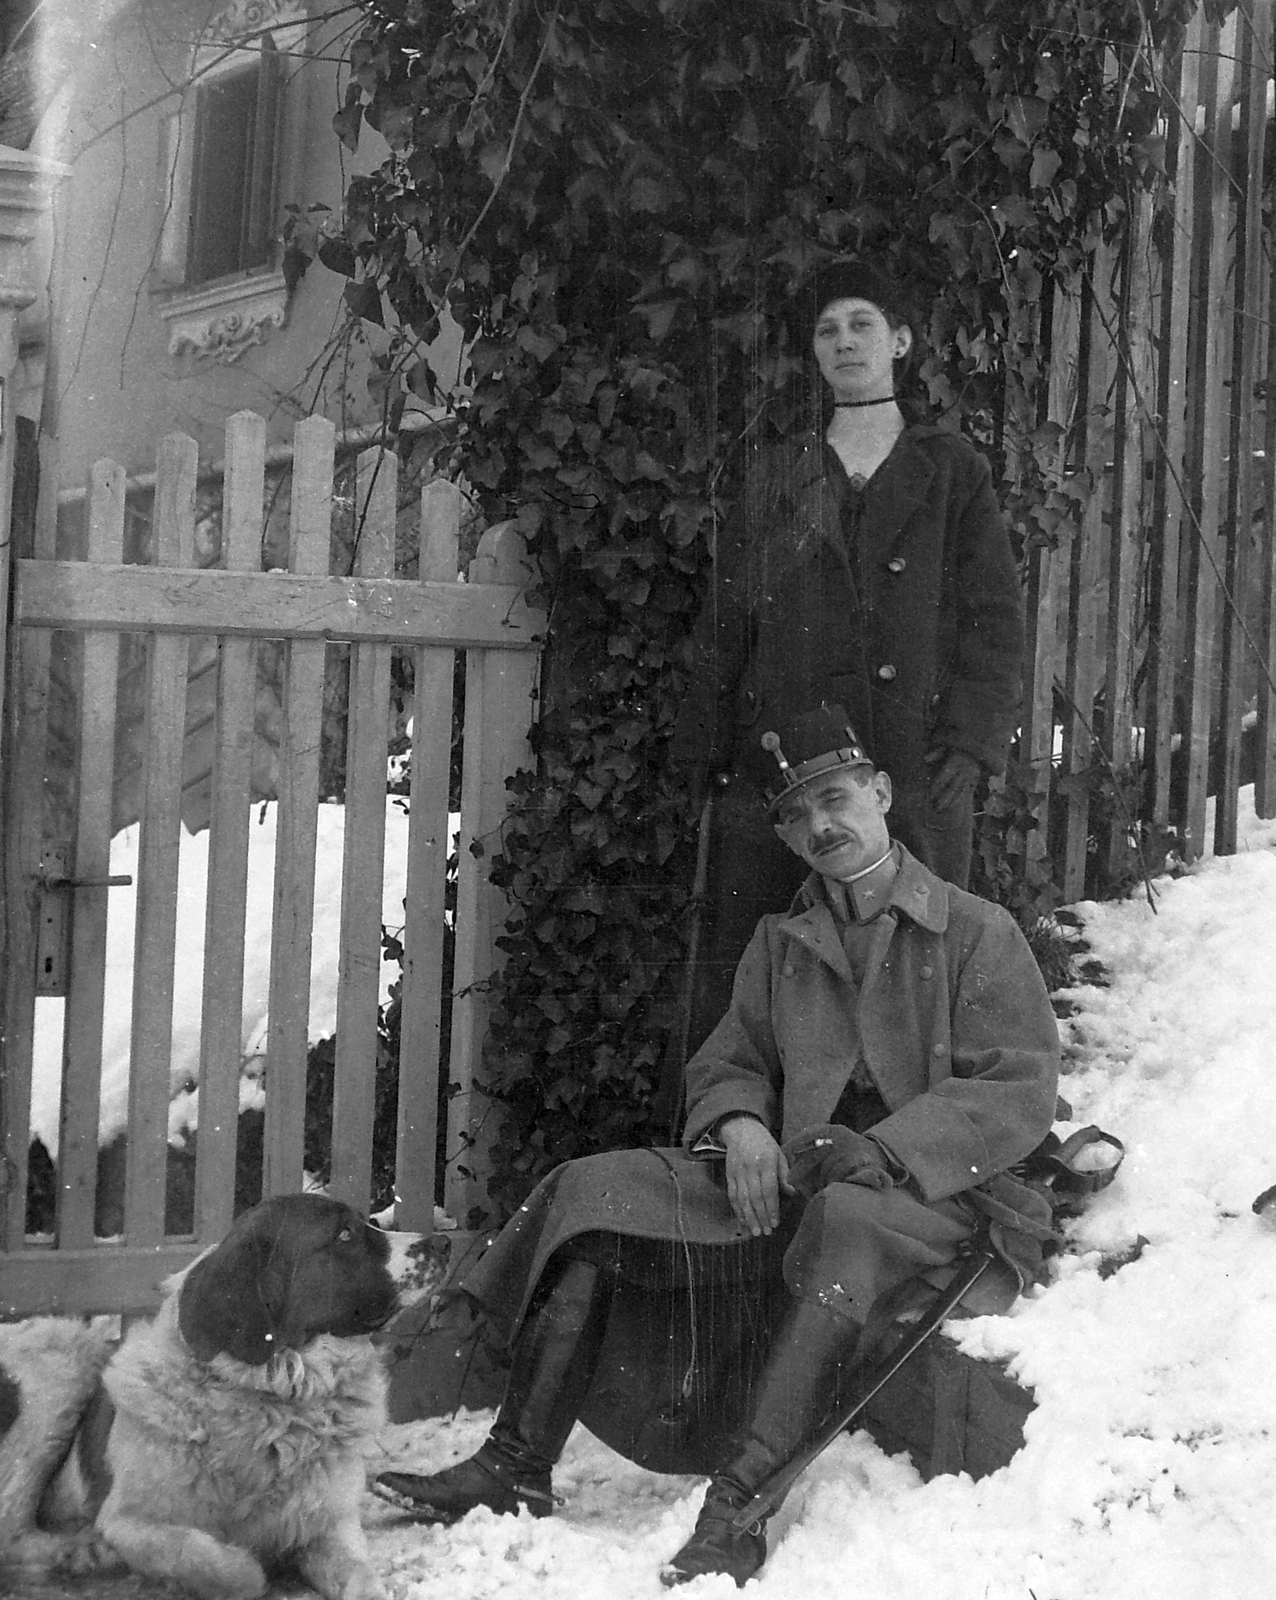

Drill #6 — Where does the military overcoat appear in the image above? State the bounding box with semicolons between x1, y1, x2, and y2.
459;849;1060;1345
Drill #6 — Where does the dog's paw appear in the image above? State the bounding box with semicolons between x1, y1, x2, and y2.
336;1564;390;1600
55;1528;127;1577
169;1532;268;1600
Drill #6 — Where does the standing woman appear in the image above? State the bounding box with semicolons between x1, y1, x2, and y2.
671;259;1024;1057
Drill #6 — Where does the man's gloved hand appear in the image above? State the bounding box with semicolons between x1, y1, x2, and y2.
783;1124;897;1199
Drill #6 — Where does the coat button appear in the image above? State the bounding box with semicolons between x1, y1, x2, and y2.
876;664;897;681
920;965;934;980
886;557;906;574
932;1042;946;1057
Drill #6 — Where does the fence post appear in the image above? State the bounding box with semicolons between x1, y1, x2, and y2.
0;151;64;1244
446;522;539;1226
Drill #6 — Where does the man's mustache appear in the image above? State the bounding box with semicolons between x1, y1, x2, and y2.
811;833;856;855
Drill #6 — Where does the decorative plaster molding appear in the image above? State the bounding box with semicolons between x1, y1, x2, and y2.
160;271;289;364
209;0;309;41
0;150;68;313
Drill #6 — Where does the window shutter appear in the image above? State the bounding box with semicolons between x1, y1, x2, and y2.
243;33;283;269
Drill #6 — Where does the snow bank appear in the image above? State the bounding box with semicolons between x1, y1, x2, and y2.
29;799;414;1152
367;789;1276;1599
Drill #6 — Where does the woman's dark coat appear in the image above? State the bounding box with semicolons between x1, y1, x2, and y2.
670;423;1024;792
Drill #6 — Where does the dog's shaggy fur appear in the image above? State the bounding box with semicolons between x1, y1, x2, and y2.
1;1193;444;1600
0;1317;115;1574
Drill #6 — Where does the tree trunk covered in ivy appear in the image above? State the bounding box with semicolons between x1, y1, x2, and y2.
331;0;1195;1217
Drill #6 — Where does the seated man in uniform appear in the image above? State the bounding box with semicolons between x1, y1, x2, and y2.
379;703;1060;1587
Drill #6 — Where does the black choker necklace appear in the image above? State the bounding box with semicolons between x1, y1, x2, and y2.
834;396;897;409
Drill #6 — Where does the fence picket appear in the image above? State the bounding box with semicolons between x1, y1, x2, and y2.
1216;1;1271;851
1058;261;1113;901
194;413;264;1239
1102;204;1153;884
56;461;126;1249
265;415;333;1197
1261;211;1276;818
1179;17;1234;862
330;448;396;1208
125;434;197;1245
395;479;461;1232
1144;13;1200;836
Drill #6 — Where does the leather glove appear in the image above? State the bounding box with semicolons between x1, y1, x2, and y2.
782;1124;898;1199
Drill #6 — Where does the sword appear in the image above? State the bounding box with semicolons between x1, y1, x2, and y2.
657;785;716;1141
729;1242;997;1533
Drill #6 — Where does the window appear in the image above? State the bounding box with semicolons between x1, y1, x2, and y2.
154;1;308;361
185;37;283;286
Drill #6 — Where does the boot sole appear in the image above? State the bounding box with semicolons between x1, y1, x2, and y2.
371;1473;553;1523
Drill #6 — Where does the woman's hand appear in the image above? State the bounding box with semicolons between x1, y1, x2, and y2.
924;747;982;813
720;1115;794;1236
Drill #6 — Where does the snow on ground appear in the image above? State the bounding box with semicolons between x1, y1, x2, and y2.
29;799;413;1153
362;789;1276;1600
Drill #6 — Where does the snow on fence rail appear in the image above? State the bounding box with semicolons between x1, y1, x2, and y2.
0;410;543;1317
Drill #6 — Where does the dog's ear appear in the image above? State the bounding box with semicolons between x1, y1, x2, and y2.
178;1212;282;1365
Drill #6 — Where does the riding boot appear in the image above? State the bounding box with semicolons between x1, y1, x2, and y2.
376;1257;612;1523
661;1296;863;1588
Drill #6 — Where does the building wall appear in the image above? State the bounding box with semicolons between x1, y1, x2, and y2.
38;0;458;494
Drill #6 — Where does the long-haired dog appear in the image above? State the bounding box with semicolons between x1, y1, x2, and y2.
0;1193;445;1600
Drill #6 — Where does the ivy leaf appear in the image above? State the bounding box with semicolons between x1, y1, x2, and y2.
1029;146;1063;189
517;326;560;361
838;59;863;101
874;78;906;133
633;300;680;342
990;194;1038;230
317;236;357;277
734;107;761;150
407;358;439;401
332;100;364;153
1006;94;1048;145
968;25;999;66
629;175;672;212
344;278;384;325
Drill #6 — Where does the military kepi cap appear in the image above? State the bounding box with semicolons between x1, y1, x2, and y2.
761;703;874;814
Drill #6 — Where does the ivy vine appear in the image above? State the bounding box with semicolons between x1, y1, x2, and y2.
330;0;1198;1221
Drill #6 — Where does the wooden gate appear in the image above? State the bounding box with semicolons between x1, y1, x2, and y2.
0;410;543;1318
